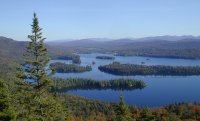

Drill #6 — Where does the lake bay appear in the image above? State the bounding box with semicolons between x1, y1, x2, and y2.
51;53;200;107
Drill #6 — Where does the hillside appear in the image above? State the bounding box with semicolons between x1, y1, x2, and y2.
0;36;27;62
0;36;76;63
47;36;200;59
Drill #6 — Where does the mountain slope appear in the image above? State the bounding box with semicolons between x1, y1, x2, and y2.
0;36;76;63
0;36;27;62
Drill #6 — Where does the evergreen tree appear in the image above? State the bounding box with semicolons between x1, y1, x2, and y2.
24;12;51;93
113;95;133;121
18;12;52;119
16;13;67;121
0;79;16;121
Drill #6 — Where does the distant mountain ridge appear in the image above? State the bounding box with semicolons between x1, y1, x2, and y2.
1;35;200;61
47;35;200;45
46;35;200;59
46;35;200;49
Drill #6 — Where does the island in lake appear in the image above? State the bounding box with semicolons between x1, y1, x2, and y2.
52;78;146;91
96;56;115;60
98;62;200;76
50;62;92;73
51;54;81;64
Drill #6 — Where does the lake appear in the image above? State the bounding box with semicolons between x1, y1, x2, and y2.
51;53;200;107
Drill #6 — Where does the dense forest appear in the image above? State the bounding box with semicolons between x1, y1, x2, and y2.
52;78;146;91
50;62;92;73
99;62;200;76
96;56;115;60
60;94;200;121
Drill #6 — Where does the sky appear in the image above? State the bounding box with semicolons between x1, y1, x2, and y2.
0;0;200;41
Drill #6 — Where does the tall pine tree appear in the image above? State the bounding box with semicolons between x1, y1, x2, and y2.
16;13;67;121
25;13;51;92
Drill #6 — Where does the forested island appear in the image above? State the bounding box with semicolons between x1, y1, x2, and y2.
98;62;200;76
96;56;115;60
50;62;92;73
52;78;146;91
51;54;81;64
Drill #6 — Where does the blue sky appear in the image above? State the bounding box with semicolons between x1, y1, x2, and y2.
0;0;200;41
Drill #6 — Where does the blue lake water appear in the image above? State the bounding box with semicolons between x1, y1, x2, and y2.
51;53;200;107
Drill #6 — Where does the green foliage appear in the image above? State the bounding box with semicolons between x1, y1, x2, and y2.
165;102;200;121
61;94;116;117
15;89;67;120
50;62;92;73
66;100;200;121
99;62;200;76
112;96;133;121
167;113;181;121
0;79;16;121
139;108;155;121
